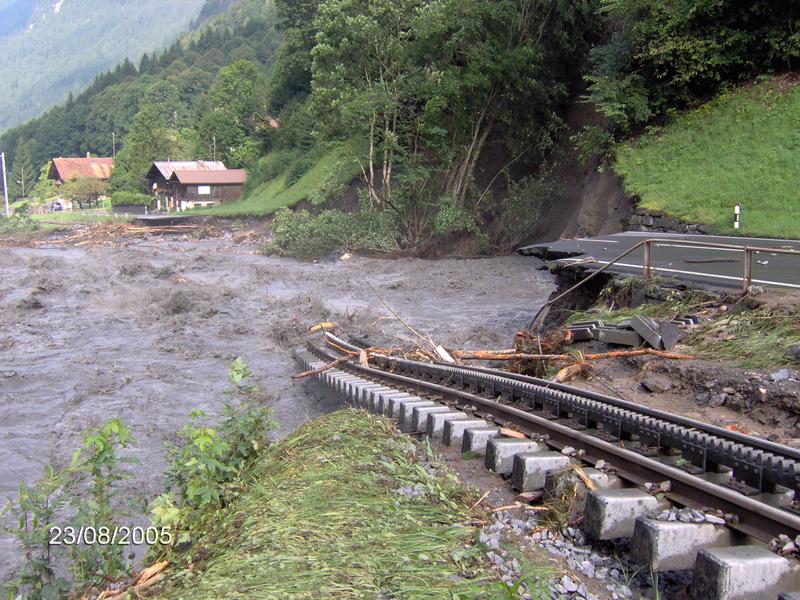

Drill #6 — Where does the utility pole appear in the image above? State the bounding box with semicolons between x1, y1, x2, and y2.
212;136;216;161
112;132;116;158
19;164;25;198
1;152;8;218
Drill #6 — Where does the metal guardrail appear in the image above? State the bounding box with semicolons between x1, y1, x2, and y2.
530;238;800;330
641;239;800;292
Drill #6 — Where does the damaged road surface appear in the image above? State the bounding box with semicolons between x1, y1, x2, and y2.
0;238;554;576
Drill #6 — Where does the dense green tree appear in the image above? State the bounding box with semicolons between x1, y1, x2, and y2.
196;111;246;164
111;104;192;192
139;80;190;129
312;0;423;210
588;0;800;130
84;83;143;155
9;140;34;199
30;161;58;202
62;177;108;207
210;60;267;132
309;0;596;240
270;0;323;110
413;0;595;202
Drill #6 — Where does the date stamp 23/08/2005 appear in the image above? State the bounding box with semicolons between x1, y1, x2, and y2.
49;526;172;546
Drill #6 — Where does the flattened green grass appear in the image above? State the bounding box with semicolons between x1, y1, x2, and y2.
152;410;502;599
616;77;800;238
563;278;800;370
197;142;362;217
691;308;800;370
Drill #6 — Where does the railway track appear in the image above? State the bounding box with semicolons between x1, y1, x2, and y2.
295;332;800;599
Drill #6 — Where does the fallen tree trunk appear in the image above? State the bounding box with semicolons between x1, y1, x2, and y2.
453;349;694;361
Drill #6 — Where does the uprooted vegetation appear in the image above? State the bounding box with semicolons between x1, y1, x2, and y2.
137;409;530;599
562;277;800;371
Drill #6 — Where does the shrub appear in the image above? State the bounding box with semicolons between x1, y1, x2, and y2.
284;154;315;184
268;204;399;259
1;467;72;599
0;215;38;235
110;191;152;207
433;195;482;237
490;174;559;253
163;358;273;524
67;419;137;588
1;419;137;598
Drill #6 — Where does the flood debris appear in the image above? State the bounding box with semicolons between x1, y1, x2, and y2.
34;221;213;248
566;315;690;351
92;561;169;600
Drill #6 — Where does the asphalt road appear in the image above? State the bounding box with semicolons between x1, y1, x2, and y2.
519;231;800;290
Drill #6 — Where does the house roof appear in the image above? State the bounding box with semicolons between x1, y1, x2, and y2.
168;169;247;185
50;157;114;181
151;160;227;180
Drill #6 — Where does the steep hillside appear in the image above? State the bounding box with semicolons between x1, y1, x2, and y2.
5;0;800;254
0;0;206;132
615;77;800;238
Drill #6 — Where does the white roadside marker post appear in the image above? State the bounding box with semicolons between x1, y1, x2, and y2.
1;152;8;219
734;203;741;230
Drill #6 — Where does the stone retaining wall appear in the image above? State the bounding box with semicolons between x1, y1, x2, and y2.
628;207;708;234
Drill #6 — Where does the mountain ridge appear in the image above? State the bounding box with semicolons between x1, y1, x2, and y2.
0;0;210;133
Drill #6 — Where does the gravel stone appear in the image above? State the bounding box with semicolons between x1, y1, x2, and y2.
561;575;579;593
771;368;791;382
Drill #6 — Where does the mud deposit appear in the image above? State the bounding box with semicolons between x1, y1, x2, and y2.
0;239;553;576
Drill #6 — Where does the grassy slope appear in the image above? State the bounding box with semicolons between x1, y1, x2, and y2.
615;78;800;238
151;410;509;599
196;142;362;217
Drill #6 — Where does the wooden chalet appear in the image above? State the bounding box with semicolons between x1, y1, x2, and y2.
147;160;246;211
48;156;114;184
145;160;226;191
166;169;247;209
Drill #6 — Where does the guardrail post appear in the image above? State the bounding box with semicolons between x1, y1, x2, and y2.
743;247;753;293
643;241;652;278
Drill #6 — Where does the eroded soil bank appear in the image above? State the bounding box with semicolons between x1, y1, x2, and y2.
0;238;554;577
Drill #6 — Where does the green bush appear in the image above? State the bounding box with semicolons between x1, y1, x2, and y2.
1;419;137;598
1;467;72;599
284;154;316;185
0;215;38;235
110;191;152;207
268;204;399;259
490;174;559;252
433;195;482;237
164;358;273;518
247;149;297;190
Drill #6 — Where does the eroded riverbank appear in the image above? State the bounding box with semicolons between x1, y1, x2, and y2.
0;238;554;577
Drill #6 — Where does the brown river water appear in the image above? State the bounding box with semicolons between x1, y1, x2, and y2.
0;238;554;578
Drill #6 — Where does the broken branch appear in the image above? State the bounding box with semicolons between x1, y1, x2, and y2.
292;356;351;380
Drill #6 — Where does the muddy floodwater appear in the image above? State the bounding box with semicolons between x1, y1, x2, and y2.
0;239;554;576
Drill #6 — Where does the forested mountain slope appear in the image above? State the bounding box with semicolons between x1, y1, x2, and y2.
0;0;278;197
3;0;800;248
0;0;207;132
